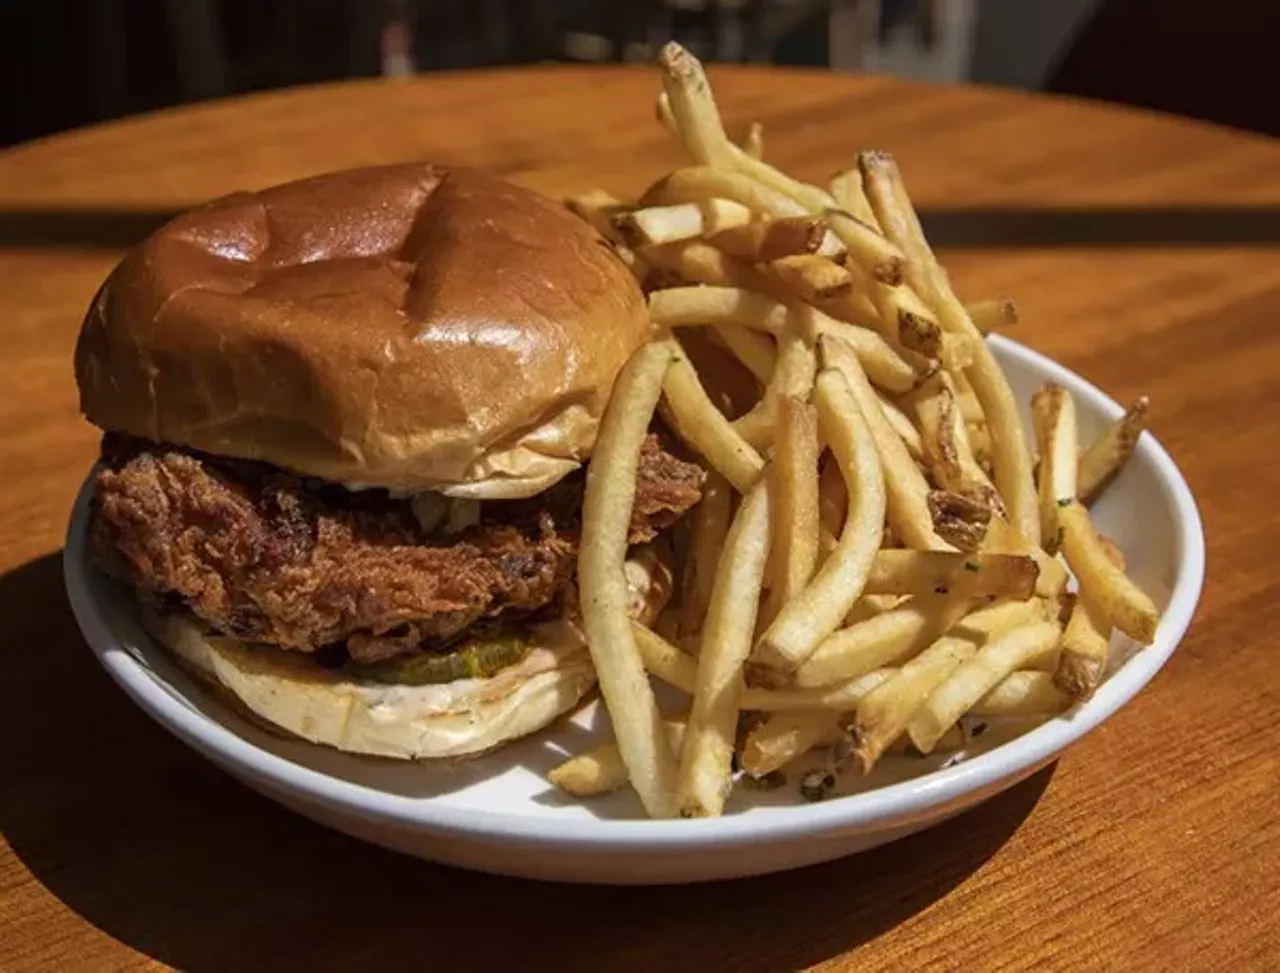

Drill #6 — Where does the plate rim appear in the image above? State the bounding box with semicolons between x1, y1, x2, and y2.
64;334;1206;850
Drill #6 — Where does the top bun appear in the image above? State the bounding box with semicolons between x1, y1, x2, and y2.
75;164;651;498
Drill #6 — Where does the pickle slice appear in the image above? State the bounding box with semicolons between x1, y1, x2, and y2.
350;634;528;686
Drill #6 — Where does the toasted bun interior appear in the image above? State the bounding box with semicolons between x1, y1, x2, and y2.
76;164;651;498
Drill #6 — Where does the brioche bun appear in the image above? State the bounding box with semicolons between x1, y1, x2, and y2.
142;608;597;760
141;547;673;760
75;164;651;499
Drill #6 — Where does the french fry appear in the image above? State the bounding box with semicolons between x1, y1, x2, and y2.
564;189;648;276
854;267;942;348
662;340;766;493
816;230;848;261
558;43;1164;818
642;165;807;218
712;324;775;383
949;596;1047;642
648;284;789;333
875;389;924;461
844;593;908;625
928;489;992;553
656;89;677;133
828;167;879;227
1096;532;1127;571
794;593;969;687
907;619;1063;754
847;282;944;384
650;284;911;403
820;335;953;550
966;298;1019;335
852;631;975;772
657;90;766;166
642;239;782;297
974;670;1072;717
660;43;914;287
822;208;906;285
636;623;900;712
865;551;1038;599
953;367;987;423
678;483;772;816
579;342;680;818
896;294;945;357
765;396;822;622
818;450;847;542
1023;628;1063;674
563;188;631;237
1049;589;1080;628
635;621;699;691
940;333;977;372
984;514;1068;598
638;614;1059;726
613;198;754;247
658;42;837;216
860;150;1040;542
1055;590;1111;700
711;216;829;263
1058;499;1159;644
731;330;817;450
969;420;993;475
909;372;1004;516
766;254;853;302
1078;396;1150;506
807;314;919;394
755;369;887;672
656;42;741;168
742;712;838;778
813;287;886;333
657;94;766;167
1031;382;1078;552
681;470;732;636
751;669;896;712
549;718;688;798
895;725;968;755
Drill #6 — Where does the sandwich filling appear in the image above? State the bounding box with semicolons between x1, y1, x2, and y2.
91;432;704;677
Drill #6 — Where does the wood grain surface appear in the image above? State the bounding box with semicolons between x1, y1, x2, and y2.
1;66;1278;971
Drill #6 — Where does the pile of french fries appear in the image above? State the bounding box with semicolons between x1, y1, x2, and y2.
558;43;1159;819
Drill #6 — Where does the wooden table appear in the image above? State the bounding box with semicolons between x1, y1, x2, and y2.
1;66;1277;971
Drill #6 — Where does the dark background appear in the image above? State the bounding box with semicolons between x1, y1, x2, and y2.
1;0;1277;150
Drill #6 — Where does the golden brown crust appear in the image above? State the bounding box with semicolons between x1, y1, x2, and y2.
75;164;651;497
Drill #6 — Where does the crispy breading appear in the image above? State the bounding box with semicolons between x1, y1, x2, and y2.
92;435;703;662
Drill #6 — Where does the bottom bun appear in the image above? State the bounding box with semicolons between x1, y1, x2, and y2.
142;608;597;760
139;545;674;761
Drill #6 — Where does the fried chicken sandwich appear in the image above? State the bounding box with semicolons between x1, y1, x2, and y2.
76;164;704;759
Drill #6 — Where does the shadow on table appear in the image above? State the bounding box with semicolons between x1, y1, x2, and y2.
2;205;1280;250
0;552;1052;972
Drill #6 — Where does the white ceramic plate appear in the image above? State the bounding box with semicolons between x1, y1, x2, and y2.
64;336;1204;884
